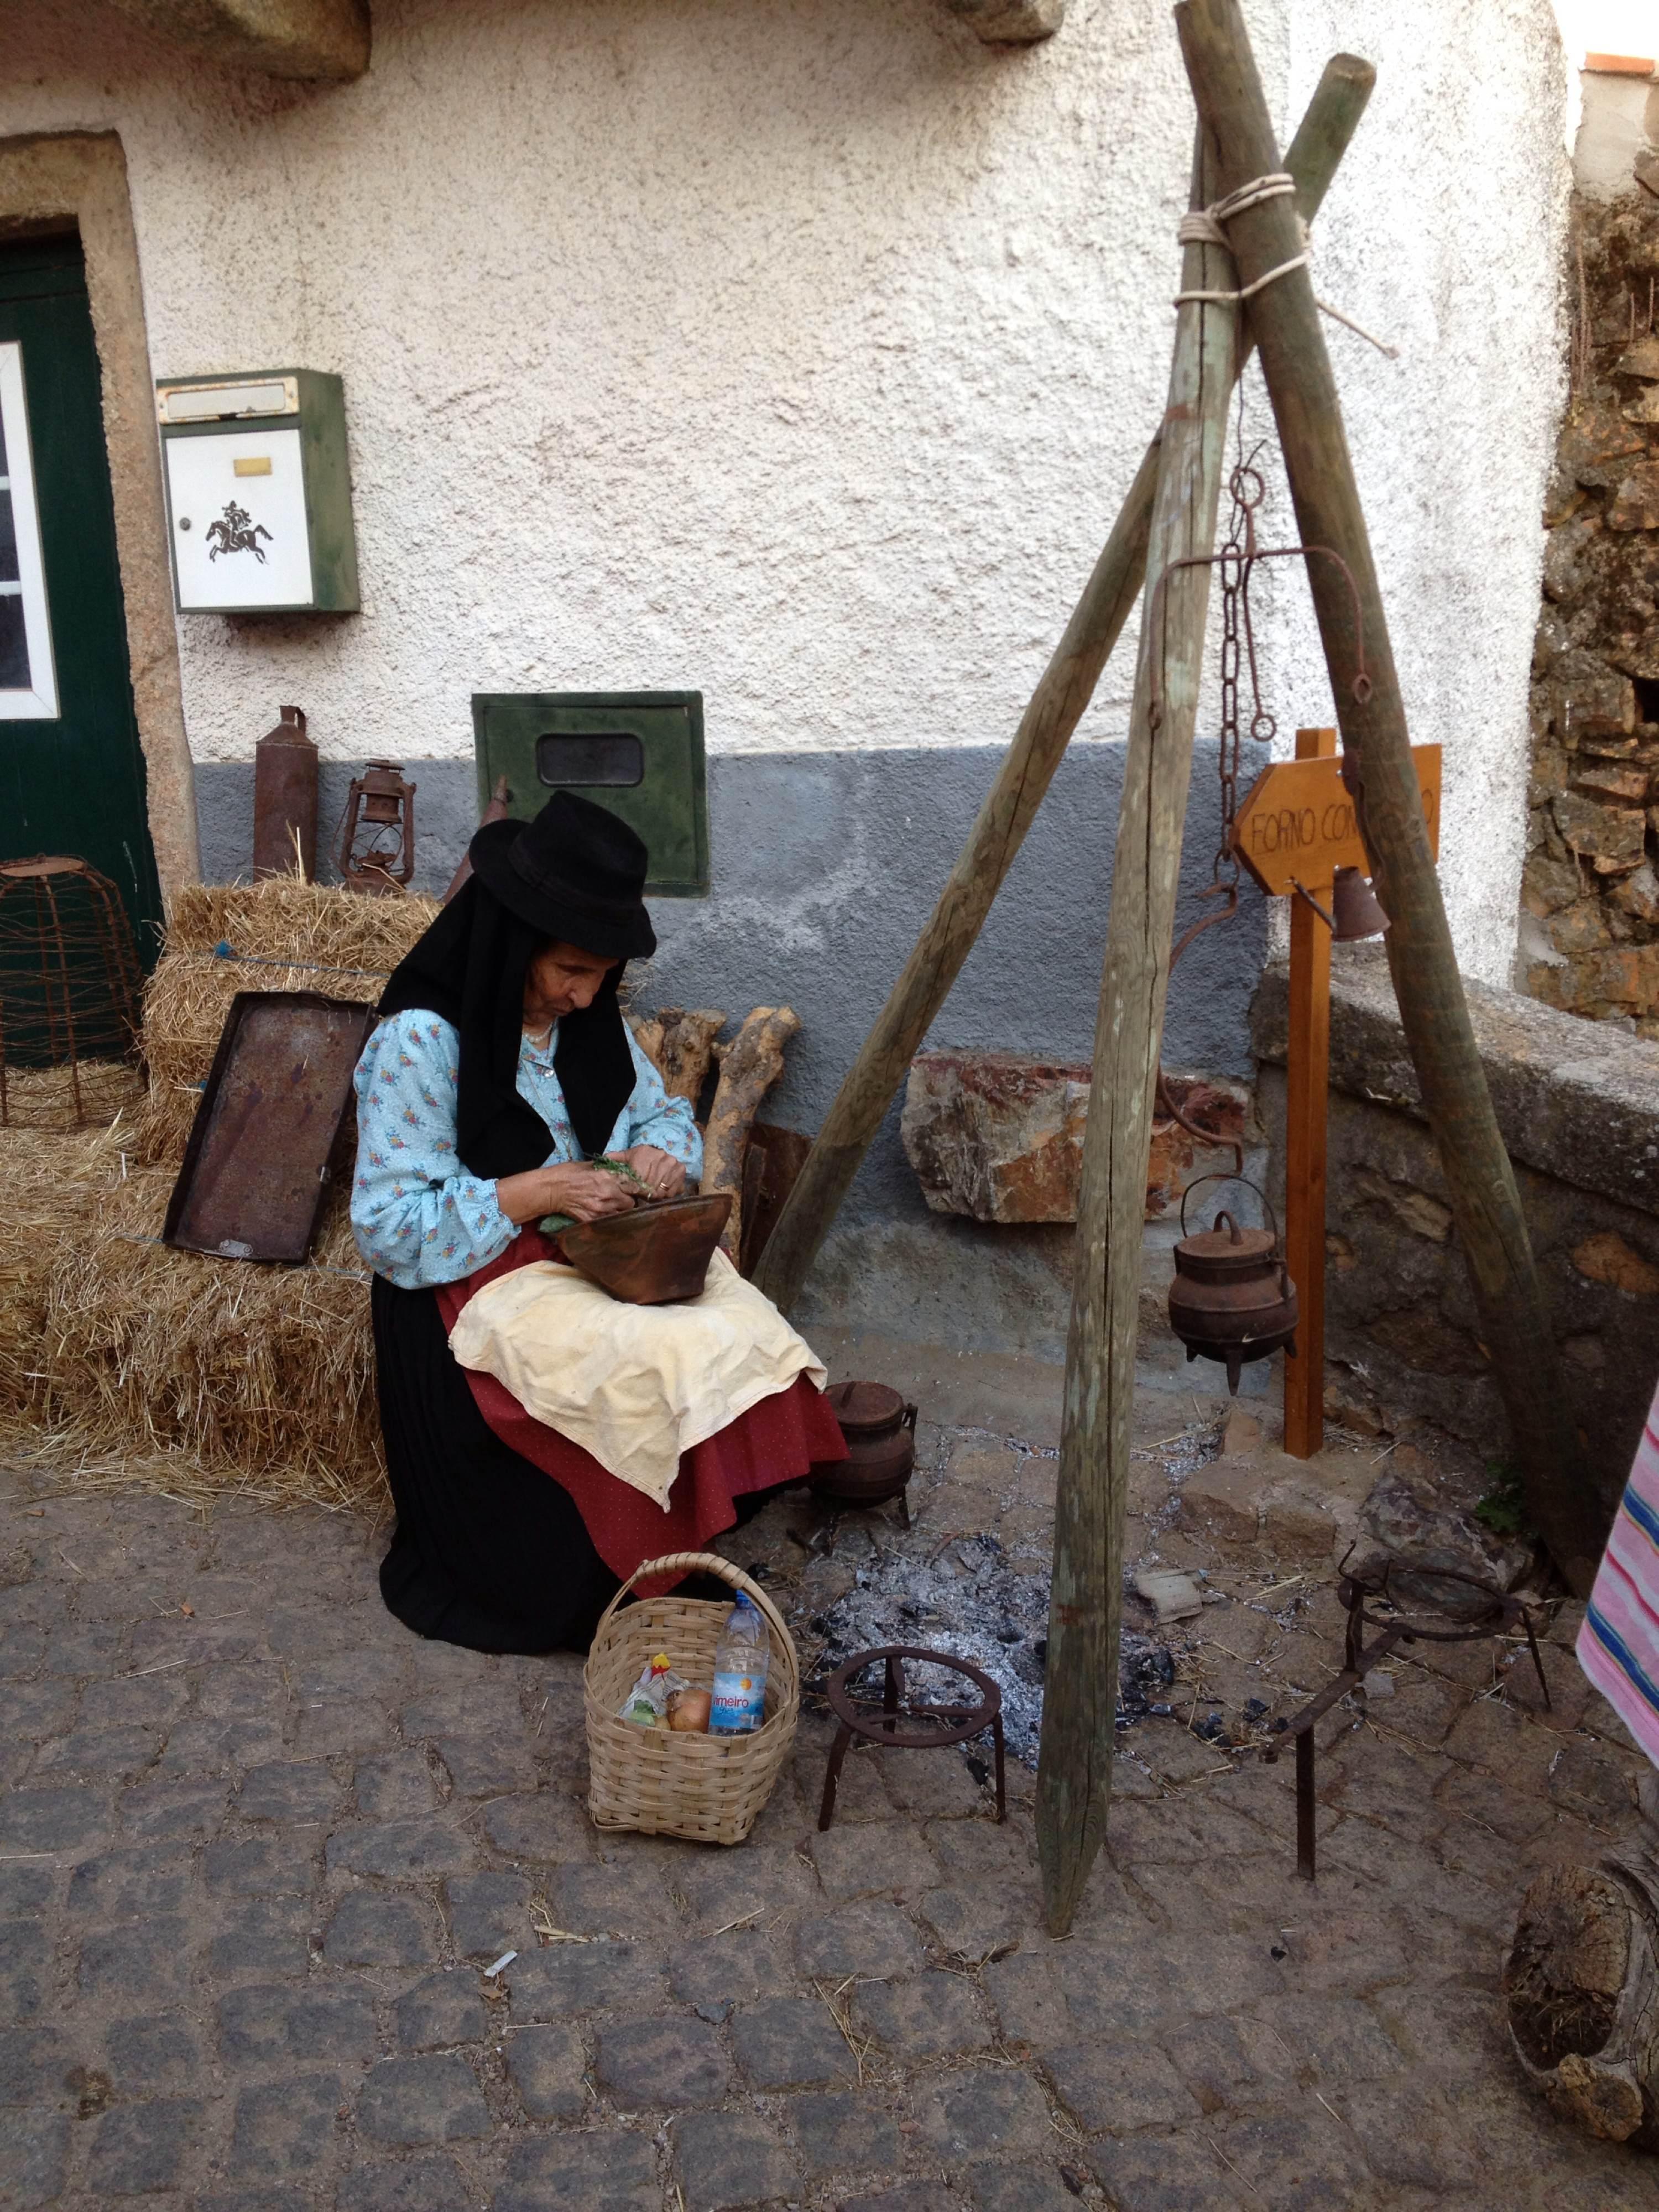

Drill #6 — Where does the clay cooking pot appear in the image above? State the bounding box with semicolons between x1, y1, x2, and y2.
810;1380;918;1509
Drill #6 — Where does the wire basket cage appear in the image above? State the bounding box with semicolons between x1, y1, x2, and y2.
0;855;145;1130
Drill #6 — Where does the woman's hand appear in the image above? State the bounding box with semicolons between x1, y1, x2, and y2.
495;1161;640;1227
613;1145;687;1200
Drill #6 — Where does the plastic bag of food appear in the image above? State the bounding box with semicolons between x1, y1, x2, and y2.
617;1652;688;1728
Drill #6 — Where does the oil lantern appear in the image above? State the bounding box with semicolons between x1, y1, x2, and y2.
1167;1176;1298;1394
338;760;416;894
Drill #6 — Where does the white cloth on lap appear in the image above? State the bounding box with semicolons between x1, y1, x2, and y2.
446;1251;827;1507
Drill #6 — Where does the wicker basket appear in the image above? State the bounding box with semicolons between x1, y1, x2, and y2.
583;1551;800;1845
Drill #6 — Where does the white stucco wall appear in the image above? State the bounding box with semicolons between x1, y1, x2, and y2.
1254;0;1572;985
4;0;1568;987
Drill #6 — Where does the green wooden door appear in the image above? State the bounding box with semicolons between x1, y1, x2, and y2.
0;234;163;961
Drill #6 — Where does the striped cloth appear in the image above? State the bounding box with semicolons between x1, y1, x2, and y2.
1578;1376;1659;1769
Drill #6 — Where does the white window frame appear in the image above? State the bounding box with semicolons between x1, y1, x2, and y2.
0;341;59;721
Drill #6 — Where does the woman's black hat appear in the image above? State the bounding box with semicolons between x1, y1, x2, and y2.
468;791;656;961
377;790;655;1175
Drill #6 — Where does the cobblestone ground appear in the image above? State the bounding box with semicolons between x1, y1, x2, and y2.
1;1402;1655;2212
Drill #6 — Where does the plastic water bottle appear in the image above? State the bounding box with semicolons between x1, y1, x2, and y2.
709;1592;770;1735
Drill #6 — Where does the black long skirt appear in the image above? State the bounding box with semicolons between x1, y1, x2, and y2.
371;1272;622;1655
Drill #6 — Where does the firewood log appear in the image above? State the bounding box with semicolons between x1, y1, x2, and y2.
629;1007;726;1107
1504;1846;1659;2147
703;1007;801;1261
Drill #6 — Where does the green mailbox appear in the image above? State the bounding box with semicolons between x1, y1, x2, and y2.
155;369;358;614
471;691;709;898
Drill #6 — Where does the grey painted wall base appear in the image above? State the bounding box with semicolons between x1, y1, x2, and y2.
196;743;1267;1354
796;1208;1272;1396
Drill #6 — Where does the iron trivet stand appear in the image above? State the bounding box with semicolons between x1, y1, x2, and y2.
817;1646;1006;1829
1265;1556;1550;1880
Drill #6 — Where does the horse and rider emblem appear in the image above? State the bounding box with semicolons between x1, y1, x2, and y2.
206;500;273;565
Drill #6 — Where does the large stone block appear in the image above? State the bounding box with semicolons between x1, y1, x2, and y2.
1557;396;1646;483
1542;648;1635;739
901;1051;1247;1225
1557;943;1659;1015
1542;514;1605;606
1543;898;1616;957
1571;757;1651;804
1571;1229;1659;1296
1176;1451;1371;1558
1618;847;1659;913
1608;458;1659;530
1521;847;1584;916
1551;789;1646;870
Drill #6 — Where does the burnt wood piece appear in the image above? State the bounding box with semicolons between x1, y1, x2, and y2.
739;1122;813;1280
750;54;1377;1320
557;1191;732;1305
632;1006;728;1109
1175;0;1595;1592
1506;1854;1659;2147
705;1008;800;1264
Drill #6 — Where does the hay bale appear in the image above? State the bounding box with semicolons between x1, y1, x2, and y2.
133;877;439;1164
163;876;441;964
34;1164;387;1512
0;1102;128;1419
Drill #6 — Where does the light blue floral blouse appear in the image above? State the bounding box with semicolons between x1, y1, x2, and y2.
350;1010;703;1291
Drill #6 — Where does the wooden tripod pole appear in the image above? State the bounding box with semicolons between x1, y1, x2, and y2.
1035;134;1241;1938
1175;0;1598;1590
751;56;1375;1317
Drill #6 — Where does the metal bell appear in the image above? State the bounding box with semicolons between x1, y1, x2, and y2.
1331;867;1389;941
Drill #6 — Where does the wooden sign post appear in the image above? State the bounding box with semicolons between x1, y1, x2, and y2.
1231;733;1441;1459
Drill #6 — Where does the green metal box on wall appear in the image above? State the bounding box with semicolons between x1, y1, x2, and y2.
472;692;709;898
155;369;358;614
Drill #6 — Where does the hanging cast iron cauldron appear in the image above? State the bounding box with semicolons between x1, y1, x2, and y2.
1167;1175;1298;1395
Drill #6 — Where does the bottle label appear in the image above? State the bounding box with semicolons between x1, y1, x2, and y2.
709;1665;765;1734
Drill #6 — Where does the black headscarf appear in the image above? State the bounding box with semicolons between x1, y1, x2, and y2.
378;877;637;1178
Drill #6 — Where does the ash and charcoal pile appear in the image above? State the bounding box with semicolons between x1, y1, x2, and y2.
803;1532;1192;1767
805;1534;1049;1765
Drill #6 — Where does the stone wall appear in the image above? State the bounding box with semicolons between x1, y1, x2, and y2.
1255;944;1659;1536
1523;118;1659;1024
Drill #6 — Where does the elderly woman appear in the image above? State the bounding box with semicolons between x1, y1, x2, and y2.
351;791;843;1653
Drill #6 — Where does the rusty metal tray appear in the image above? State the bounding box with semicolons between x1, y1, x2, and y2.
164;990;377;1264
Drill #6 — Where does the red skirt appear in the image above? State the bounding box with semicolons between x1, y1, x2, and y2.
432;1227;847;1588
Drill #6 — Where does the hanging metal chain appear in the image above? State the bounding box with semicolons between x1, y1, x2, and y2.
1144;424;1371;1172
1154;440;1278;1178
1211;444;1277;893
